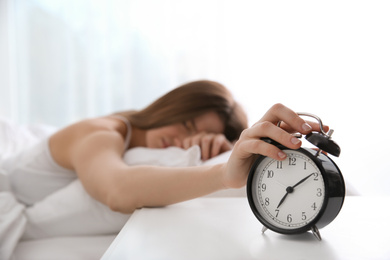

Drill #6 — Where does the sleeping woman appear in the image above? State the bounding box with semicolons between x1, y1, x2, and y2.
2;80;322;214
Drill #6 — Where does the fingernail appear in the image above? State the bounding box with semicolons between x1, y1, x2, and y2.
302;123;312;132
278;152;287;159
173;138;182;148
291;136;301;145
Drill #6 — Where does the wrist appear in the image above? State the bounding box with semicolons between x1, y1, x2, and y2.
208;163;229;190
219;162;236;189
219;161;249;190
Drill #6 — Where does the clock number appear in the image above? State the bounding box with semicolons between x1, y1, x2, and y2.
265;197;270;206
276;161;283;169
267;170;274;178
289;157;296;166
287;214;292;223
275;209;280;218
302;212;307;220
311;202;317;211
261;183;267;192
304;162;307;170
313;172;319;181
317;188;322;197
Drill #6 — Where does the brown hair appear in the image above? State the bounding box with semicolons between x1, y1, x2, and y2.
114;80;248;141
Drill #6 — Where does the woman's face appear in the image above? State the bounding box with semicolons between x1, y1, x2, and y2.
145;111;224;149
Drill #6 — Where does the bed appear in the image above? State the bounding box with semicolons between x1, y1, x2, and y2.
0;117;357;260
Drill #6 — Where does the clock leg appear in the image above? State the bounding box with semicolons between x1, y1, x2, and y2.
262;226;268;234
311;225;322;241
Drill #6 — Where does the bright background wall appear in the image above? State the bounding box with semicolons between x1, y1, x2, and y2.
1;0;389;196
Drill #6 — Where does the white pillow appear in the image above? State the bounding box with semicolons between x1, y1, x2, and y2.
123;146;202;167
22;146;205;239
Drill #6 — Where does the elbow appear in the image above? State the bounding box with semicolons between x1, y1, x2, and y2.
106;189;139;214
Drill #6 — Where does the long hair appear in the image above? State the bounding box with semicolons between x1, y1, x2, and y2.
114;80;248;142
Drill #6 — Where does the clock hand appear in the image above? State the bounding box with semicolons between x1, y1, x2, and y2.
292;173;315;189
276;173;315;209
275;180;287;189
277;186;294;209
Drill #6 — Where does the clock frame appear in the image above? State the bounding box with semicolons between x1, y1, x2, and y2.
247;144;345;240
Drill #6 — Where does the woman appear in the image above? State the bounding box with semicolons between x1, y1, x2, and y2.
5;80;320;214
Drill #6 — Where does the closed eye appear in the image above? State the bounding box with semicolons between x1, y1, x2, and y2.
183;119;197;134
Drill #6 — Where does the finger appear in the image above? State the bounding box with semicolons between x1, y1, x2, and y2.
173;138;183;148
245;121;303;150
323;125;330;133
183;133;203;149
210;135;226;158
238;138;287;160
182;137;192;149
214;135;233;157
258;103;312;134
279;120;329;134
200;135;213;160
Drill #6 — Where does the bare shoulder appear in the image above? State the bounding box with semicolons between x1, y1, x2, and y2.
50;117;125;170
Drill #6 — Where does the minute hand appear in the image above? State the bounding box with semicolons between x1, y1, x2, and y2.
292;173;315;188
276;173;316;209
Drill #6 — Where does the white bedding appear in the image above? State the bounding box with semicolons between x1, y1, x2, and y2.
0;118;242;260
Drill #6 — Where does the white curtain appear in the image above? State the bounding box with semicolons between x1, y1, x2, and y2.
0;0;232;126
3;0;390;127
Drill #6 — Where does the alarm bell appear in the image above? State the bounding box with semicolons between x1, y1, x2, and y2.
297;113;341;157
305;131;340;157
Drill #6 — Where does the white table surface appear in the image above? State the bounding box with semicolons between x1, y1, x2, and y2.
102;196;390;260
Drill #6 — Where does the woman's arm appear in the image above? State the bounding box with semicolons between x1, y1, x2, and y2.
70;103;325;214
70;130;225;214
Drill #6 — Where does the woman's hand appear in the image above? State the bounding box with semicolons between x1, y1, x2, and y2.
181;132;233;160
222;103;327;189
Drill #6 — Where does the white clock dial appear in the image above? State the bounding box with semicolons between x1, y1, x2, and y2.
251;150;325;230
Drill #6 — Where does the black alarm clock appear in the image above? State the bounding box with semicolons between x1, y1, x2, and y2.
247;113;345;241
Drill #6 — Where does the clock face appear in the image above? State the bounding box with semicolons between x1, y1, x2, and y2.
250;149;326;231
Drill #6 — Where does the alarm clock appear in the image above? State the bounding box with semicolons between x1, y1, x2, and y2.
246;113;345;241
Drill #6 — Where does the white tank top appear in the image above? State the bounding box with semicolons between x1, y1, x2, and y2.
1;116;132;206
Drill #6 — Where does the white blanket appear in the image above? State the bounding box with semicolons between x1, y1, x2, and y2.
0;118;214;260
